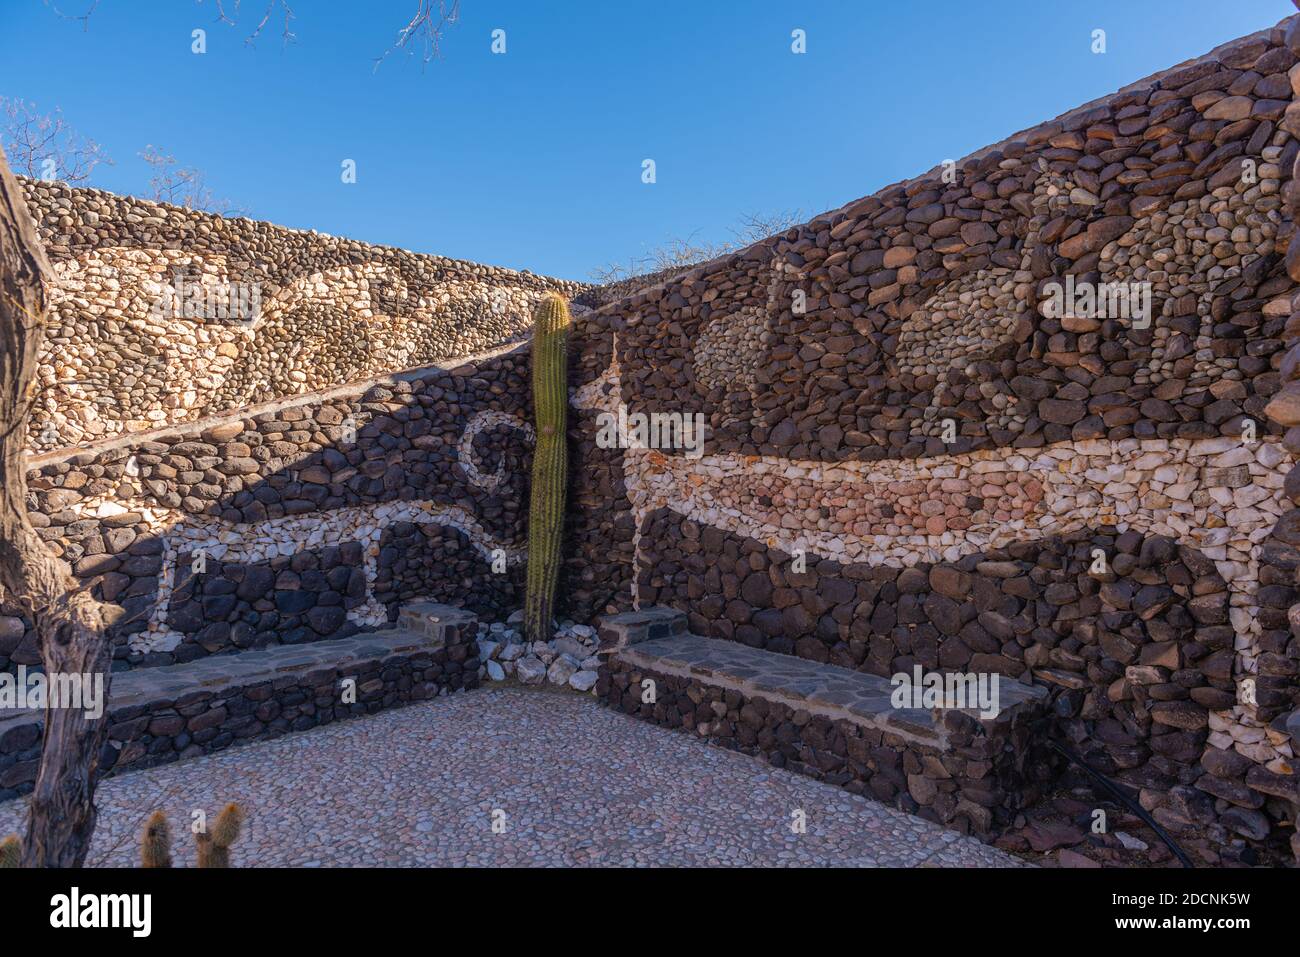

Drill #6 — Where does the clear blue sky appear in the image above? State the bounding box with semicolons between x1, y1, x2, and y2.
0;0;1290;280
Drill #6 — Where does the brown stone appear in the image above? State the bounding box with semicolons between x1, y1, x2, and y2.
201;421;245;442
882;246;915;268
1150;700;1208;730
1204;96;1254;121
929;566;972;600
1265;382;1300;425
1038;398;1087;424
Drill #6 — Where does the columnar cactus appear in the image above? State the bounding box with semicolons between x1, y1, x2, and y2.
524;293;571;643
140;811;172;868
137;803;244;867
196;803;245;868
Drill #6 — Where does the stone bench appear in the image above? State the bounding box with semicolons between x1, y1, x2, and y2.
397;601;479;640
596;606;1055;839
0;603;479;801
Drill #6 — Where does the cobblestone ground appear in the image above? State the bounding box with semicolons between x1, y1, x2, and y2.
0;688;1022;867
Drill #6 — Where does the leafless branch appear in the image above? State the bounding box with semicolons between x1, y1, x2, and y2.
731;209;804;247
138;145;247;217
48;1;461;66
42;0;100;31
0;98;113;185
590;209;804;285
204;0;297;47
374;0;461;71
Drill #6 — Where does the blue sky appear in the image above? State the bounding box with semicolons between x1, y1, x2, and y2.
0;0;1290;280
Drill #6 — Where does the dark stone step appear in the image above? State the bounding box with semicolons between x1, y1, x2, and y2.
596;606;1056;839
0;603;479;800
617;632;1047;747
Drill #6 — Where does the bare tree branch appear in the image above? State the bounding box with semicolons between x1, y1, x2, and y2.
590;209;804;285
731;209;804;247
205;0;297;47
46;1;462;66
0;98;113;185
138;145;247;217
374;0;461;71
41;0;100;31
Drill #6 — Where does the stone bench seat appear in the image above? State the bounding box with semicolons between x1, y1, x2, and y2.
617;632;1047;748
109;628;451;708
596;606;1056;839
0;603;479;801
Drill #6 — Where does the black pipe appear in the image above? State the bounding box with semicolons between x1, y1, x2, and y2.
1046;739;1194;868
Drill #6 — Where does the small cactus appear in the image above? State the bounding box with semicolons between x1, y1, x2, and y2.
138;803;245;867
140;811;172;868
523;293;570;643
211;802;244;850
196;802;244;868
0;834;20;868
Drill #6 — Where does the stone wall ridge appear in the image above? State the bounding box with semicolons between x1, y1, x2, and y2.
19;175;586;287
583;14;1299;322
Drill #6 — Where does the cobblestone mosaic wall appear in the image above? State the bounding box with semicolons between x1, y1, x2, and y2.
1;348;533;673
21;177;584;452
568;19;1300;860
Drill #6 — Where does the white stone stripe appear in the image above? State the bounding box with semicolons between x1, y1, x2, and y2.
68;496;523;654
573;343;1294;765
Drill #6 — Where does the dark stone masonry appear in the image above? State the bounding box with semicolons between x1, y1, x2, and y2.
2;349;533;673
0;604;479;801
567;18;1300;864
630;510;1296;847
595;609;1055;839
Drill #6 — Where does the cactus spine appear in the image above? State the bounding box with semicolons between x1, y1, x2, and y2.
140;811;172;868
524;293;570;644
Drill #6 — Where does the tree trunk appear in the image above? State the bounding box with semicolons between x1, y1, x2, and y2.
0;147;120;867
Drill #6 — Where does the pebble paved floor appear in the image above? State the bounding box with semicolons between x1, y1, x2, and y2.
0;688;1022;867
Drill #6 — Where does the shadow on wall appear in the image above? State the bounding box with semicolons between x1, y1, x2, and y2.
635;505;1297;859
4;355;538;674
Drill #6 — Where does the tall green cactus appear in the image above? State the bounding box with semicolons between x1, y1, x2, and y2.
524;292;570;643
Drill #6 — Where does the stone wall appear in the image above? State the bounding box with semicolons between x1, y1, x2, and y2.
22;177;584;452
600;650;1054;841
2;345;534;674
567;18;1300;861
